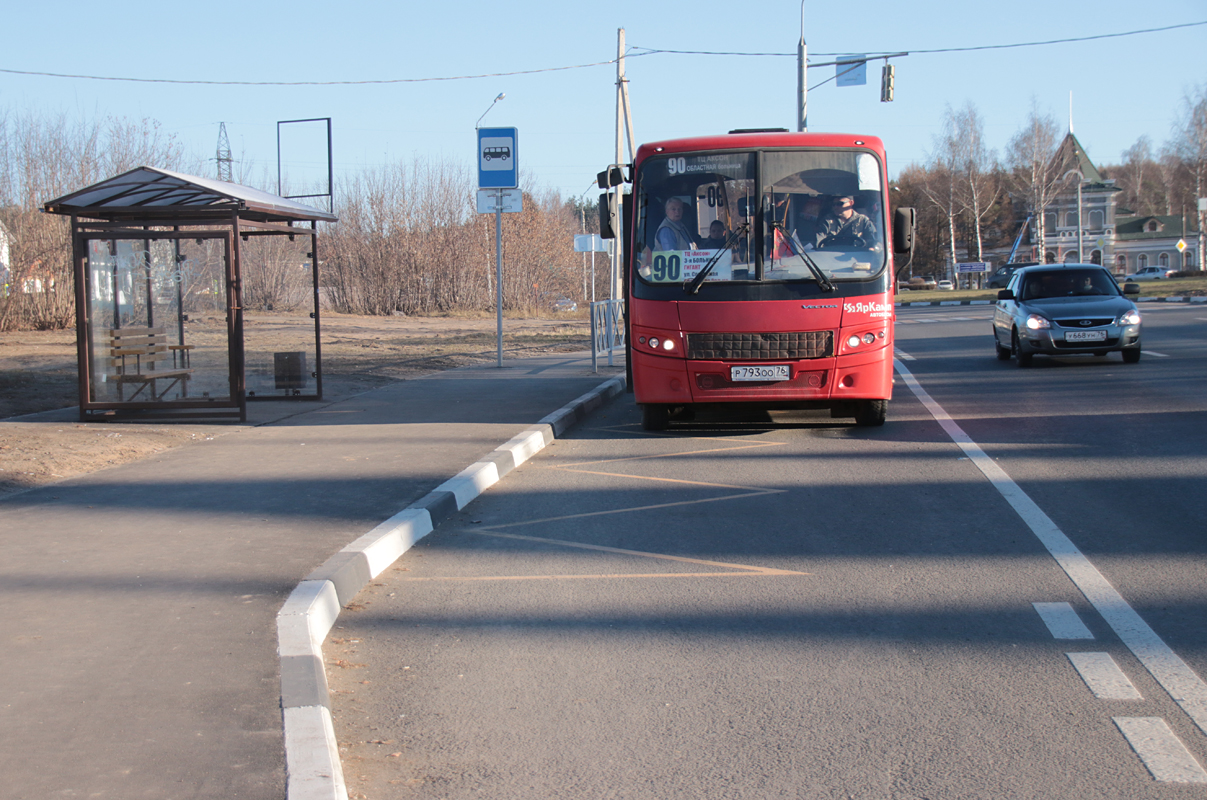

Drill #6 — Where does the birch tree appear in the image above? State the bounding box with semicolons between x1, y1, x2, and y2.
953;103;999;262
919;107;962;275
1170;84;1207;271
1005;101;1063;260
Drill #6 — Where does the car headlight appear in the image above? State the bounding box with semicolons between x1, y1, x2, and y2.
1117;309;1141;326
1024;314;1050;330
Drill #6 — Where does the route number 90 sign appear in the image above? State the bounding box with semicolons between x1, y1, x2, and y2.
643;250;732;283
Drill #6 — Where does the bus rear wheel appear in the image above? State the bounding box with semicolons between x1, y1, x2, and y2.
853;399;887;427
641;404;670;431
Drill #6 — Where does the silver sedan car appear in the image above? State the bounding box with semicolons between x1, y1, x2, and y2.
992;264;1142;366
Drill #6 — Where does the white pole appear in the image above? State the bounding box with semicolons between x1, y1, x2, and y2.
495;198;503;367
1076;180;1084;263
797;3;807;131
612;28;625;304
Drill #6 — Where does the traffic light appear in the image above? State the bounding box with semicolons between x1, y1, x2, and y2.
880;65;895;103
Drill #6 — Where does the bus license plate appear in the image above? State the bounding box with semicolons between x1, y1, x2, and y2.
731;365;790;381
1065;330;1107;342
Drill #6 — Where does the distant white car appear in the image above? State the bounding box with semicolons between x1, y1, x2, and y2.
1124;266;1175;281
937;280;954;291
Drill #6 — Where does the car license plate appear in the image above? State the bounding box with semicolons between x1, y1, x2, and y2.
1065;330;1107;342
731;365;790;381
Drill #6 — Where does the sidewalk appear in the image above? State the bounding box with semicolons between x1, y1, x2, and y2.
0;353;624;800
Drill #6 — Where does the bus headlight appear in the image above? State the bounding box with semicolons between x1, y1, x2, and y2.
648;337;660;349
847;335;861;348
662;339;675;351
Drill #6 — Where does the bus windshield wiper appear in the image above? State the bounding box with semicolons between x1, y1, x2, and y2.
770;221;835;292
685;222;748;294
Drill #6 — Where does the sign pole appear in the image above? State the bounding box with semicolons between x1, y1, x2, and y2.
476;125;518;368
496;196;503;367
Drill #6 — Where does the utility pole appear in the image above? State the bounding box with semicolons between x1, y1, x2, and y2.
216;122;233;182
796;3;807;132
612;28;635;303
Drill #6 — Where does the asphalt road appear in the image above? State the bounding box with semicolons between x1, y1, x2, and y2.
331;302;1207;799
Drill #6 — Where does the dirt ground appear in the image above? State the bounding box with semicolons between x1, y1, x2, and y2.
0;311;592;497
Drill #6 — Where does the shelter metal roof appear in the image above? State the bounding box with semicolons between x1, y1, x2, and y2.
43;166;337;224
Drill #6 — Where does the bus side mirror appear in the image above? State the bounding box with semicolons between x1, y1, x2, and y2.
893;207;915;254
599;192;616;239
597;166;625;189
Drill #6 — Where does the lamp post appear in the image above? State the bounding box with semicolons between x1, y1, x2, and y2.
1063;169;1085;263
476;93;505;129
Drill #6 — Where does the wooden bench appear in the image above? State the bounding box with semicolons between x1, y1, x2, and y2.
104;327;193;401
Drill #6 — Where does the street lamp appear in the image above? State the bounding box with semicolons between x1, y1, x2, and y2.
475;93;506;129
1063;169;1085;263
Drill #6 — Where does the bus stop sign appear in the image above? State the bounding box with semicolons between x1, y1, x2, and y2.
478;127;518;189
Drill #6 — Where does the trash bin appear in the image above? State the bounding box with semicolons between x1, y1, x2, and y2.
274;351;307;390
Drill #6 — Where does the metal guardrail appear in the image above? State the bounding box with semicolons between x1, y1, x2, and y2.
589;299;625;372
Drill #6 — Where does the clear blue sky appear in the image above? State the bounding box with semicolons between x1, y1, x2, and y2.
2;1;1204;205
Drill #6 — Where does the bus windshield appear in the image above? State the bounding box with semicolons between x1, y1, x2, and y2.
634;149;886;287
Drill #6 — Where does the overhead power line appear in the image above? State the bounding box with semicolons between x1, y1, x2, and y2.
631;20;1207;60
0;60;620;86
0;21;1202;87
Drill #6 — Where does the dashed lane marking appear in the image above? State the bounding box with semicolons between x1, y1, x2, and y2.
896;358;1207;739
1033;602;1094;639
1145;351;1170;358
1067;653;1143;700
1114;718;1207;783
893;348;915;361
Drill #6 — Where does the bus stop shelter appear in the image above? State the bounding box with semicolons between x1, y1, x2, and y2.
43;167;338;422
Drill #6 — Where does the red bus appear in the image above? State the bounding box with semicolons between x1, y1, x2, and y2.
600;129;914;431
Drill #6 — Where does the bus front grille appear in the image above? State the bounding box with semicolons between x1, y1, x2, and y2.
686;331;834;360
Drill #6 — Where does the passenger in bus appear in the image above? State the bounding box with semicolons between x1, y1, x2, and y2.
655;197;697;251
799;195;823;234
701;220;728;250
814;195;878;250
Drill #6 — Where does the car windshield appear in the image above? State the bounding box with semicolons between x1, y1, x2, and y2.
633;149;886;287
1019;268;1121;300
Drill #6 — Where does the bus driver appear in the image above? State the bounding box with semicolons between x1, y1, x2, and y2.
815;195;878;250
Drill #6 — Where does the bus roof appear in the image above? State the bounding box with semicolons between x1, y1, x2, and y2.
634;132;887;164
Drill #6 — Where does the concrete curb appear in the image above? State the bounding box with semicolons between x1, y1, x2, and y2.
895;299;995;307
895;296;1206;307
1135;295;1207;303
277;375;626;800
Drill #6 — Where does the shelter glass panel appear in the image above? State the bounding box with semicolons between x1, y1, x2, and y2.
85;234;233;406
240;235;321;399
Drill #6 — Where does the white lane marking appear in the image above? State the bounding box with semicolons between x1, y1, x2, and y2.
893;348;915;361
1033;602;1094;639
1144;351;1170;358
895;359;1207;737
1067;653;1143;700
1113;717;1207;783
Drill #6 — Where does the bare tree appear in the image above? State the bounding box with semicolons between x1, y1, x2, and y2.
1005;100;1063;260
1118;136;1155;215
1169;83;1207;271
953;102;1000;263
0;108;186;331
919;106;962;276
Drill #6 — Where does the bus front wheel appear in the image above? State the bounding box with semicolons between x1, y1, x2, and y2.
853;399;887;427
641;404;670;431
